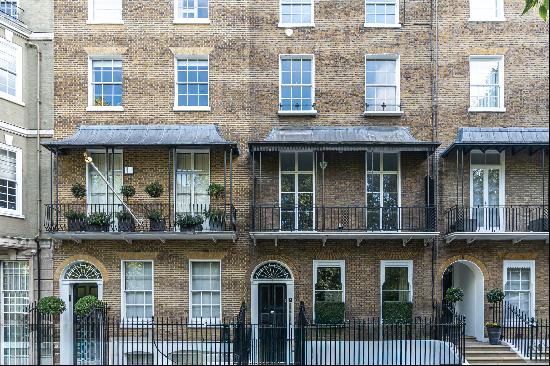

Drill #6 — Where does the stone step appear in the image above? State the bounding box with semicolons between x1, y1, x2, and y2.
466;350;521;357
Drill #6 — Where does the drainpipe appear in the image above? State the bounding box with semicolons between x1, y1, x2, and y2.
27;41;42;301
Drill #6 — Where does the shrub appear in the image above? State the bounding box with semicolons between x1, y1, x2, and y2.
120;185;136;201
74;295;102;316
86;212;111;226
116;210;133;220
207;183;225;199
146;209;164;221
37;296;66;316
485;322;501;328
445;287;464;303
382;301;413;323
487;288;505;304
204;209;225;222
315;301;345;325
65;210;86;220
144;181;164;198
71;183;86;199
176;213;204;228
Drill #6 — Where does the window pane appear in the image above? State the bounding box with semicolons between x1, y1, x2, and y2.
382;267;408;291
280;152;295;171
190;262;221;320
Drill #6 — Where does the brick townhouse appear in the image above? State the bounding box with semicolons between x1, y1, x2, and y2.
29;0;550;364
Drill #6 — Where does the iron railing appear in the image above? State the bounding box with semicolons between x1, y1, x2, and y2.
491;301;549;362
44;203;237;233
26;301;465;365
0;1;23;20
364;102;402;112
252;205;437;232
445;205;548;234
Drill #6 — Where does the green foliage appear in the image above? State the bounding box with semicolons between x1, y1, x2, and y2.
71;183;86;199
74;295;102;316
86;212;111;226
146;209;164;221
207;183;225;199
176;213;204;228
94;97;111;106
65;210;86;220
523;0;548;21
144;181;164;198
444;287;464;303
485;322;501;328
204;209;225;223
116;210;133;220
382;301;413;324
120;185;136;201
37;296;66;316
486;288;506;304
315;301;345;325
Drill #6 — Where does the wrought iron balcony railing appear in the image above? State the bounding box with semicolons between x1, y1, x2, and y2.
0;1;23;20
44;203;236;233
252;205;437;232
445;205;548;234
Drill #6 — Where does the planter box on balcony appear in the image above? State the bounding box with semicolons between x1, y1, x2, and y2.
85;224;110;232
149;219;166;232
209;220;225;231
67;219;85;232
118;218;136;232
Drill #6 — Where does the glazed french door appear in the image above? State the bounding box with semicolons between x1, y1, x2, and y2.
279;152;314;231
175;151;210;215
470;152;504;232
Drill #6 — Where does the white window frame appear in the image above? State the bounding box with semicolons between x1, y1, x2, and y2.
380;260;413;316
364;54;403;116
173;0;210;24
278;0;315;28
189;260;222;324
0;142;23;218
0;1;21;19
87;57;124;112
121;260;154;323
364;151;401;230
503;260;535;318
364;0;401;28
173;149;211;216
87;0;123;24
312;260;345;323
469;55;505;112
173;55;211;112
0;37;23;105
469;0;505;22
278;54;317;116
279;151;316;231
469;150;506;232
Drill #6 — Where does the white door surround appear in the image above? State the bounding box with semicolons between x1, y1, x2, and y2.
445;260;485;341
59;261;104;365
250;261;295;364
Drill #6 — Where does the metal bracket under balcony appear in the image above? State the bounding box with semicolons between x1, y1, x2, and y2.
43;231;237;244
445;232;549;244
250;231;439;247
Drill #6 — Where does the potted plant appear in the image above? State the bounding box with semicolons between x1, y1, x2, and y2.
176;213;204;232
74;295;103;317
444;287;464;310
85;212;111;232
485;322;502;345
37;296;66;317
117;185;136;231
205;208;226;231
144;181;163;199
486;288;506;344
66;183;87;231
146;209;166;231
207;183;225;199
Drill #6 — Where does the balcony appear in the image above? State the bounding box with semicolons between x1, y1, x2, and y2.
0;1;22;21
444;205;548;243
44;203;237;242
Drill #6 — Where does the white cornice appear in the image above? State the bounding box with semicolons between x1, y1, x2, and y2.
0;120;53;137
1;14;53;41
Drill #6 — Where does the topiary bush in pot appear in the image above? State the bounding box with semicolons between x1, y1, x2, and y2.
444;287;464;304
146;209;166;231
74;295;103;317
37;296;66;316
487;288;505;304
144;181;164;199
66;183;87;231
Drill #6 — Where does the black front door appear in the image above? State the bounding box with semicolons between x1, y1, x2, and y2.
258;283;287;364
73;284;98;311
72;284;99;365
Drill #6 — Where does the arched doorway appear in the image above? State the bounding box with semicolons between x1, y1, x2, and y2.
442;260;484;341
251;261;294;364
59;261;104;365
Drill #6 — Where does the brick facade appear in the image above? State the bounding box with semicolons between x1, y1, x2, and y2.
50;0;548;349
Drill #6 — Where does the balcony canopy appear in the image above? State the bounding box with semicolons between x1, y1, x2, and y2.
249;126;440;153
42;124;238;152
441;127;549;157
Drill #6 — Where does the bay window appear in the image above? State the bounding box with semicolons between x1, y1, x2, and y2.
366;152;400;231
190;261;221;322
280;152;314;231
122;261;154;320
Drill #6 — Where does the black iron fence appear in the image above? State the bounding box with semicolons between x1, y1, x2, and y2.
27;302;465;365
446;205;548;234
491;301;549;362
44;203;237;233
252;205;437;232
